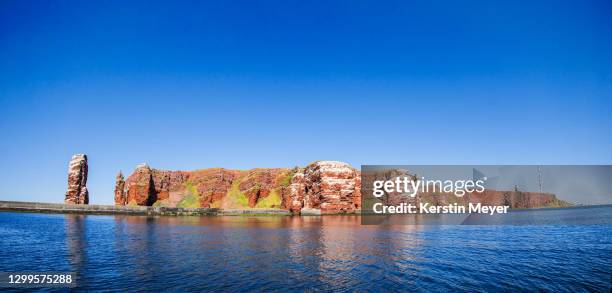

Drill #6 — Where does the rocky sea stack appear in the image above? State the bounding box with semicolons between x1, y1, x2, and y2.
65;154;89;204
114;171;126;206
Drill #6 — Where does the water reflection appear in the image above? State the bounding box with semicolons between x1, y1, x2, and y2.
70;215;428;290
65;215;86;275
48;211;612;291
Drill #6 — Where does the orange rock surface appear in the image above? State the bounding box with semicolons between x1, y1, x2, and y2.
117;161;568;213
118;161;362;214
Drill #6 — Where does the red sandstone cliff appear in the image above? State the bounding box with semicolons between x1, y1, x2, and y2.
288;161;361;214
116;161;568;213
419;189;570;209
117;161;362;214
361;168;570;210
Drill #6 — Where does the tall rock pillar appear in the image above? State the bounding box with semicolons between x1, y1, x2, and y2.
114;171;126;205
65;154;89;204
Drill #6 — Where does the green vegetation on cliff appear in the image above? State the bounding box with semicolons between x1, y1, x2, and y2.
223;180;249;208
152;200;166;207
255;189;281;208
280;168;297;187
177;181;201;208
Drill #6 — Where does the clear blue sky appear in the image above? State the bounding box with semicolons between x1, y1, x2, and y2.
1;0;611;204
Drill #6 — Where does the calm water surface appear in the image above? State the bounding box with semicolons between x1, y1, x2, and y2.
0;208;611;292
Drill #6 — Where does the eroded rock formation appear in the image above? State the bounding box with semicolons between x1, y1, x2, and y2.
238;168;290;208
116;161;568;213
118;160;361;214
65;154;89;204
125;164;156;205
121;166;294;209
420;189;569;209
114;171;126;205
287;161;361;214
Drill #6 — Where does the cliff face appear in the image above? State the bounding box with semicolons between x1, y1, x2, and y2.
124;164;157;206
288;161;361;214
117;161;362;214
420;189;570;209
121;165;291;209
362;168;570;210
65;154;89;204
117;161;568;213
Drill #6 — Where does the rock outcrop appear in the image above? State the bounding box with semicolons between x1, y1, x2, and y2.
114;172;126;205
419;189;570;209
117;161;569;213
361;168;570;211
118;161;361;214
238;168;290;208
125;164;156;206
176;168;235;208
121;166;293;209
287;161;361;214
65;154;89;204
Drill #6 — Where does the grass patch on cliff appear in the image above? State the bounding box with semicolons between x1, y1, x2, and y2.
280;168;297;187
177;181;201;208
223;180;249;209
255;189;281;208
547;198;572;208
210;200;222;209
152;200;167;207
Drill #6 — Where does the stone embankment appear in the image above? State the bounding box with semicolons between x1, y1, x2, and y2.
0;201;290;216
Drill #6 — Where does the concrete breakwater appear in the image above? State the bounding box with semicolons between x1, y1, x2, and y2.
0;201;292;216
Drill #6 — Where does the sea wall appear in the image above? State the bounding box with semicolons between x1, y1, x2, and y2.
0;201;291;216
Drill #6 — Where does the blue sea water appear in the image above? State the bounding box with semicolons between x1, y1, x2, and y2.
0;208;611;292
